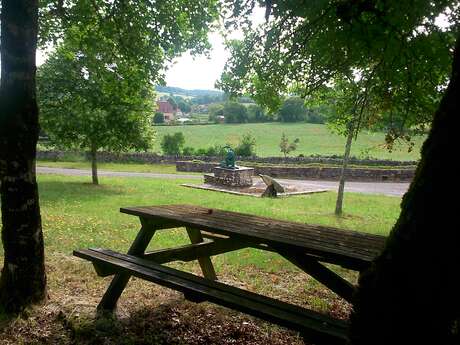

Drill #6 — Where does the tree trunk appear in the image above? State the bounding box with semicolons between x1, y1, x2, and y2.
0;0;47;313
90;145;99;185
335;121;354;216
350;37;460;345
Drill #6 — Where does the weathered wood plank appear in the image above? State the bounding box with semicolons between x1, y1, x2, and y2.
74;248;349;345
186;227;217;281
120;205;386;270
144;239;247;263
97;218;157;311
277;248;356;303
95;239;248;277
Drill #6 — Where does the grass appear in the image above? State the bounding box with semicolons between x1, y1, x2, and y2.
153;122;425;161
36;160;195;175
32;174;398;269
0;174;402;344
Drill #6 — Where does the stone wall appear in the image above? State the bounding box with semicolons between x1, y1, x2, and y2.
176;161;415;182
37;150;417;167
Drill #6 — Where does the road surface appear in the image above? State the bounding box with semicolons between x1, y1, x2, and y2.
37;166;410;197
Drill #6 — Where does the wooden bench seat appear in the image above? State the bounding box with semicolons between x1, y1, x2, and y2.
75;248;349;345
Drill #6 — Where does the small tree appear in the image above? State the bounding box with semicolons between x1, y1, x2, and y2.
161;132;185;155
234;133;256;157
38;44;155;185
279;133;300;157
153;112;165;124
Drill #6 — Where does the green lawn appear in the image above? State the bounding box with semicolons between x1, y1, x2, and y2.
36;161;189;174
0;174;401;341
22;174;400;272
153;122;424;161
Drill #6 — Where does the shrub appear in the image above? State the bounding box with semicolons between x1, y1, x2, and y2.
279;132;300;157
153;112;165;124
182;146;195;155
223;102;248;123
160;132;185;155
234;133;256;157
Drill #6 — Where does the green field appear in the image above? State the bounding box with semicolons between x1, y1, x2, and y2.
153;123;425;161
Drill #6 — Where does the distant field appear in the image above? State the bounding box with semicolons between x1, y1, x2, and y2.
152;123;425;161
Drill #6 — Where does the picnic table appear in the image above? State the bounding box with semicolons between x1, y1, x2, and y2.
74;204;386;345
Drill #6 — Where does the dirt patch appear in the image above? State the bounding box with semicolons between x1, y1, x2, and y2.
0;254;352;345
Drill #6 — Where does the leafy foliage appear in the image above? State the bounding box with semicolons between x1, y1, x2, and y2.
38;45;155;154
247;104;271;122
39;0;220;85
218;0;457;142
153;112;165;124
234;133;256;156
223;101;249;123
161;132;185;155
278;97;308;122
279;133;300;157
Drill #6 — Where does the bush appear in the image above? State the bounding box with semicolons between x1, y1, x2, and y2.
223;101;248;123
153;112;165;124
234;133;256;157
182;146;195;155
160;132;185;155
278;97;308;122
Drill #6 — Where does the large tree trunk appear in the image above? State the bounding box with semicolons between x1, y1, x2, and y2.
335;121;354;216
350;37;460;345
0;0;47;313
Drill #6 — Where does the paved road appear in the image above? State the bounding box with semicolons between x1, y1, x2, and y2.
37;166;410;197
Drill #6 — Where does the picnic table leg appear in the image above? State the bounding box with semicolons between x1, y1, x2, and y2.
97;218;157;311
186;227;217;281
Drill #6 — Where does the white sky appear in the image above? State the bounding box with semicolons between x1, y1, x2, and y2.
164;31;230;90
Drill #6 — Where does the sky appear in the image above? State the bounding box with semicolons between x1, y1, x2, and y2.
165;8;265;90
164;31;232;91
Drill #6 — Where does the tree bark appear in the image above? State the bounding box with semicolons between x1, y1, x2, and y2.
335;121;354;216
90;145;99;185
350;36;460;345
0;0;47;313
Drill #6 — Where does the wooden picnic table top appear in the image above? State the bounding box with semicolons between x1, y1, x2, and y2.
121;204;387;271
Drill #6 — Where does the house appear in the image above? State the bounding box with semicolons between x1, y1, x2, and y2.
157;100;176;122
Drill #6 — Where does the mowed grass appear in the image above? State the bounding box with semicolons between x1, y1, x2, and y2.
13;174;402;273
36;160;192;174
0;174;401;343
153;122;425;161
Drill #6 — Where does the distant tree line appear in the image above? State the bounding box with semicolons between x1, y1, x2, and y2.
207;97;327;124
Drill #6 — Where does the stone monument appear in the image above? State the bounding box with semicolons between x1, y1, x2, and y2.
204;146;254;187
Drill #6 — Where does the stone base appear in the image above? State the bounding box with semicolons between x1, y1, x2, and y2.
205;166;254;187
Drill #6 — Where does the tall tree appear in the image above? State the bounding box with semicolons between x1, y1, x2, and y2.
220;0;459;342
350;36;460;345
1;0;219;312
219;1;453;215
38;44;156;185
0;0;47;313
